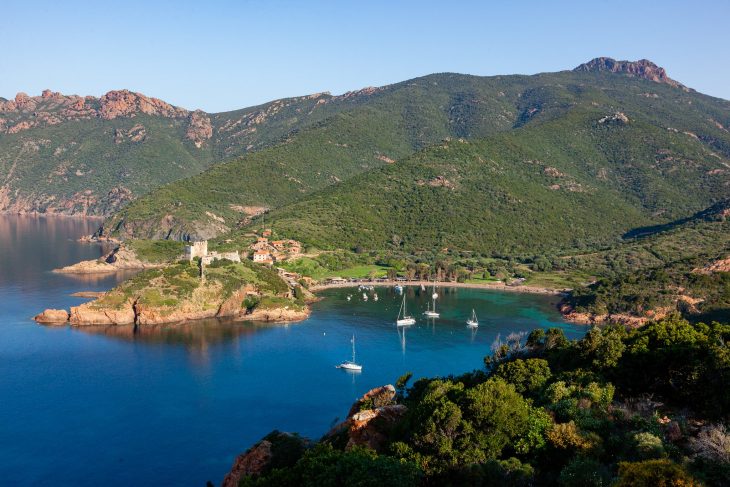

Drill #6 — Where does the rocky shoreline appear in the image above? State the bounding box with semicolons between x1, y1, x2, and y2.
558;302;671;328
0;210;105;219
35;298;311;327
53;245;162;274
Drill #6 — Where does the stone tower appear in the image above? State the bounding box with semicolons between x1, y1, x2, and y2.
185;240;208;261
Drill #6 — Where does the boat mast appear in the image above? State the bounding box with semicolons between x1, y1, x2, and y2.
351;335;356;362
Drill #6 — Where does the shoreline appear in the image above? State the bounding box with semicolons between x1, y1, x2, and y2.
310;279;569;296
0;210;105;220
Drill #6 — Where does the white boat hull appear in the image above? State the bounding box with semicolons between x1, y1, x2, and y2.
337;362;362;371
423;311;440;318
467;321;479;328
397;318;416;326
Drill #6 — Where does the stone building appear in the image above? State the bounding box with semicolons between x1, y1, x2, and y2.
185;241;208;261
186;240;241;264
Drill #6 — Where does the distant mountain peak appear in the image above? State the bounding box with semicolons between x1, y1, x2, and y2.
574;57;688;90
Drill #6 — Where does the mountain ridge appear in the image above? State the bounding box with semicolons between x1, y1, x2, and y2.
1;57;726;223
98;59;730;243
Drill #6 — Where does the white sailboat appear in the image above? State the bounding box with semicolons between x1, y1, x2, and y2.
362;293;368;301
396;294;416;326
467;308;479;328
336;334;362;371
423;281;440;318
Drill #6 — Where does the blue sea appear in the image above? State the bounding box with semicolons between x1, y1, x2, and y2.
0;215;586;486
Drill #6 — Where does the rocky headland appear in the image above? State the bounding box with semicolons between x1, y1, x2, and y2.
53;244;165;274
37;259;311;326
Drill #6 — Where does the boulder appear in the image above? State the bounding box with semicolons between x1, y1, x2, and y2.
34;309;69;324
69;301;136;325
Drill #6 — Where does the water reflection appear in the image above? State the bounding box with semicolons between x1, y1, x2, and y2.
74;317;262;346
61;269;140;285
397;325;408;355
470;324;478;343
0;214;114;286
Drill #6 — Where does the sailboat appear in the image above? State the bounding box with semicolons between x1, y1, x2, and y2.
423;281;440;318
336;335;362;371
396;294;416;326
467;308;479;328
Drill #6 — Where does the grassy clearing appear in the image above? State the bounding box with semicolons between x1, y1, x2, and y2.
126;239;186;263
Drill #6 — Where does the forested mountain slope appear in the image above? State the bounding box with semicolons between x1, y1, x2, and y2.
103;58;730;242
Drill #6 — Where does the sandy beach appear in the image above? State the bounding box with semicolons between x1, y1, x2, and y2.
310;279;569;296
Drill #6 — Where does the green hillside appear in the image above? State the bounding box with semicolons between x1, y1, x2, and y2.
0;115;212;215
103;63;730;242
0;89;381;216
239;104;729;256
565;200;730;322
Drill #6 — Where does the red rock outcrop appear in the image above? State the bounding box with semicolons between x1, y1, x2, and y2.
98;90;187;120
222;439;274;487
346;405;408;451
69;300;136;325
34;309;70;324
324;384;407;452
574;57;688;90
559;301;671;328
185;110;213;148
243;306;310;323
0;89;192;134
222;432;311;487
54;245;166;274
347;384;396;417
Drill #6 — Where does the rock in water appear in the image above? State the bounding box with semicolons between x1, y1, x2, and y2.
34;309;70;324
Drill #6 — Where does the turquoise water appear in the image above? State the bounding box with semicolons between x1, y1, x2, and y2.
0;215;587;486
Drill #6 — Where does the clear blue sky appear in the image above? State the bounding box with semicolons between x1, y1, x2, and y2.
3;0;729;112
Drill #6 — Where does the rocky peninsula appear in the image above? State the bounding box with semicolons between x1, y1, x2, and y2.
37;258;311;326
